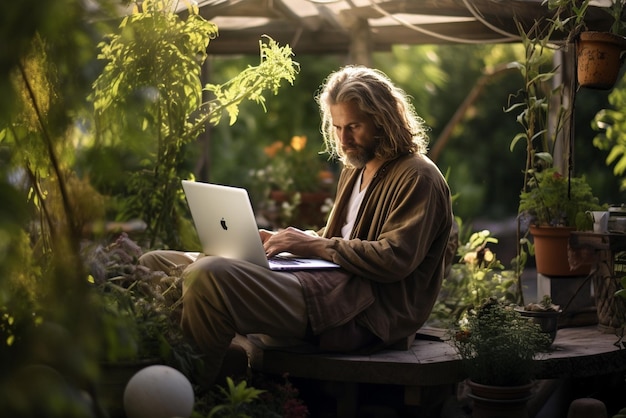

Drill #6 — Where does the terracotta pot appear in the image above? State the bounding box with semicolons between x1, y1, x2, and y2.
467;379;534;418
530;225;590;277
577;31;626;90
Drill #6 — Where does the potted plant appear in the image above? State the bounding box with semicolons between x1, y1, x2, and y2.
576;0;626;89
518;154;603;276
545;0;626;89
448;298;551;418
517;294;562;345
505;12;569;303
428;221;564;344
506;4;609;329
518;156;601;229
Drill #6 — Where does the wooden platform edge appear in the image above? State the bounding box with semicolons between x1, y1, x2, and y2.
235;326;626;388
234;333;465;386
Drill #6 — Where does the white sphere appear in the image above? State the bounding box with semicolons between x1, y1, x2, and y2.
123;365;194;418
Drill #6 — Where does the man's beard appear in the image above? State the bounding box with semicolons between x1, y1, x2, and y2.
344;144;376;168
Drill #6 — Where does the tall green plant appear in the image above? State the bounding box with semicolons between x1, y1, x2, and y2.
506;20;563;190
505;17;564;305
91;0;299;249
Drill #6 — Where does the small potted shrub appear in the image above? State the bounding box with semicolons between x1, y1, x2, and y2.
449;298;551;418
518;155;604;276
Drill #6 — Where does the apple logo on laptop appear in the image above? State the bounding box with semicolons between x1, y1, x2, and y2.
220;218;228;230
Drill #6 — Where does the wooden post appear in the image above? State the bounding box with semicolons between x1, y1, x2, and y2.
552;46;577;177
346;16;372;66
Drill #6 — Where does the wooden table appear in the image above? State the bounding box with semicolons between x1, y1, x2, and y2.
237;326;626;385
569;231;626;252
235;325;626;416
538;326;626;378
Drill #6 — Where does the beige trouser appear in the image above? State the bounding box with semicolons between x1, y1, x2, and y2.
138;250;309;384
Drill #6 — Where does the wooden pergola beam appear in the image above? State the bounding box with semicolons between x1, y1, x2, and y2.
187;0;615;56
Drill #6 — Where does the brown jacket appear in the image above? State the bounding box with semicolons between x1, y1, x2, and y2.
294;153;453;346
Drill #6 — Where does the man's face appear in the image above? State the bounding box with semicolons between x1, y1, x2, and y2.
330;100;379;168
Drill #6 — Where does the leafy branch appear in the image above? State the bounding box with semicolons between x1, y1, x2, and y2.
91;0;299;248
200;35;299;128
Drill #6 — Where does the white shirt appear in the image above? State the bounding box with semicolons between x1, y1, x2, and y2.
341;171;368;239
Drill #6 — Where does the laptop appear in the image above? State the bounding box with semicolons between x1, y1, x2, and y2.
181;180;341;271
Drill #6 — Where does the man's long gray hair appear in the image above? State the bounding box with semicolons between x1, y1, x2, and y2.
316;65;429;167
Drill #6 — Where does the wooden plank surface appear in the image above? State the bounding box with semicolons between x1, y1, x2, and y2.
570;232;626;251
538;326;626;379
236;326;626;387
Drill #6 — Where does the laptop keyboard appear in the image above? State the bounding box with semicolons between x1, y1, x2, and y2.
270;255;305;264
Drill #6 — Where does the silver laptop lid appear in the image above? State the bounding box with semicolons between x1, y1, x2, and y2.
182;180;341;271
181;180;270;268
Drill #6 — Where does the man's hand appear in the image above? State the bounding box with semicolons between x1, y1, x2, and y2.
261;227;327;258
259;229;275;244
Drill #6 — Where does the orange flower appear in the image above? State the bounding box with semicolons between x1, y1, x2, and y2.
290;135;307;152
264;141;284;158
255;135;329;194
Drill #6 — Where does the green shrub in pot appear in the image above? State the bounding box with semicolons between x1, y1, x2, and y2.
518;155;604;230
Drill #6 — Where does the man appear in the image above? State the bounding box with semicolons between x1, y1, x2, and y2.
139;65;453;384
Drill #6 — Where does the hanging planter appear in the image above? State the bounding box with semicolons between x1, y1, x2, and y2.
576;31;626;90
